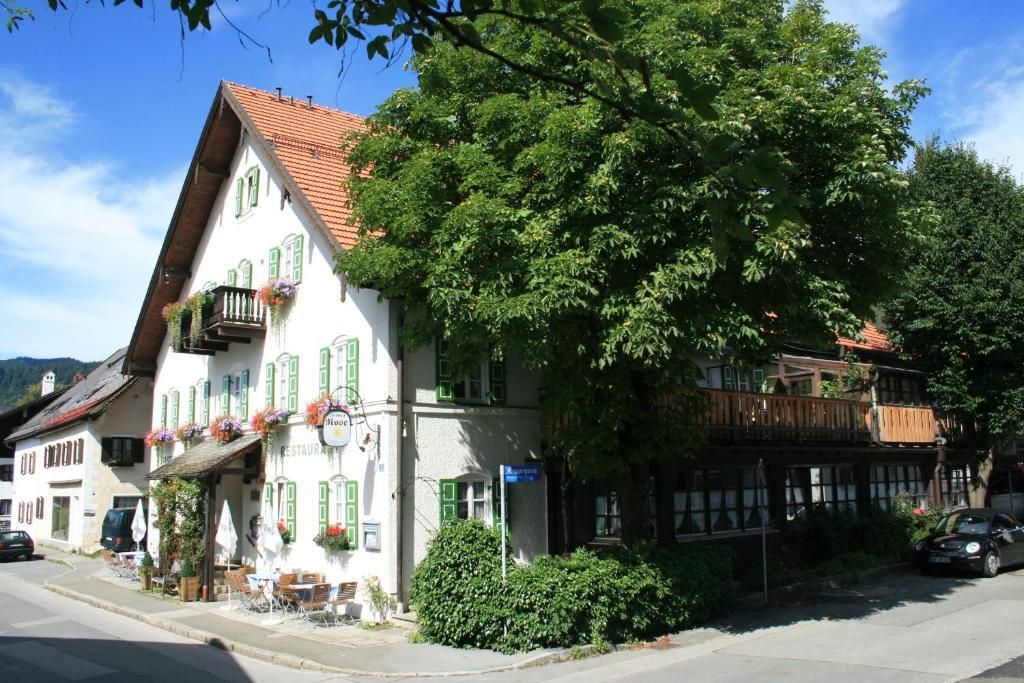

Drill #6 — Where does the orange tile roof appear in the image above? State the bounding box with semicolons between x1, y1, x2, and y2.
225;83;366;250
838;322;891;353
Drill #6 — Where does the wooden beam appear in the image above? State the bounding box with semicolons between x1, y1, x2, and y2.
197;162;230;179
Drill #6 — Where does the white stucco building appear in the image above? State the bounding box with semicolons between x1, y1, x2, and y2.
124;82;546;605
7;349;153;552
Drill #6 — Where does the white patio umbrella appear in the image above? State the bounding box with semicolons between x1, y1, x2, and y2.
131;499;147;550
215;499;238;609
257;500;284;623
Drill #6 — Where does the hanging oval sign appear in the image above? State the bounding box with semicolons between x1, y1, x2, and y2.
320;409;352;447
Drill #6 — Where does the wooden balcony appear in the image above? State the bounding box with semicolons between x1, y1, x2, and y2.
175;286;265;356
874;405;933;444
703;389;872;443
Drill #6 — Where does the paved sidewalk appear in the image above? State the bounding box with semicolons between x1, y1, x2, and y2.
26;551;557;677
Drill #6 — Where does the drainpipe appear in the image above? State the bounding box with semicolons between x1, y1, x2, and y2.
393;302;406;611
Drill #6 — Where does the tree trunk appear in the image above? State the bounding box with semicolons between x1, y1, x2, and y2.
618;462;652;545
560;458;575;553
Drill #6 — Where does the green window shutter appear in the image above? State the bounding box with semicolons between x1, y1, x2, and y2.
492;478;510;534
239;369;249;420
318;347;330;396
265;362;275;407
171;390;180;429
242;261;253;289
292;234;304;283
222;375;231;415
288;355;299;413
345;339;359;403
160;394;167;428
318;481;329;534
203;381;210;423
187;386;195;424
285;481;296;539
249;167;260;207
268;247;280;278
264;482;273;511
227;269;237;287
439;479;458;525
752;368;765;394
234;178;243;217
345;480;358;548
489;358;505;404
435;339;454;403
722;366;736;391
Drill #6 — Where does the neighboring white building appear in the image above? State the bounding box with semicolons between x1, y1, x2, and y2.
0;376;71;532
124;82;545;606
7;349;153;552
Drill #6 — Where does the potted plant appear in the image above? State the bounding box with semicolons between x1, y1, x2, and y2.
184;291;213;343
140;551;154;590
209;415;243;444
175;422;204;449
313;524;351;552
250;407;290;457
161;302;186;350
257;277;297;322
179;557;200;602
304;394;350;428
144;428;176;464
276;520;292;545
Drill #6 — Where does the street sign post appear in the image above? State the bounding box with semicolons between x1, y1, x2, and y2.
500;464;543;580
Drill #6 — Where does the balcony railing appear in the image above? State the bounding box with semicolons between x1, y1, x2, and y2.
874;405;936;444
176;286;266;356
703;389;872;443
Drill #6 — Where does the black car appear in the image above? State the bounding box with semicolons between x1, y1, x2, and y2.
0;530;34;561
916;508;1024;577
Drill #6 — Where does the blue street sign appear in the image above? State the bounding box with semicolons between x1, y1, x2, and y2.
502;464;542;483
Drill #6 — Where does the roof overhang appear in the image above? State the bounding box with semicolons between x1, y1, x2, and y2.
146;433;260;480
122;81;346;378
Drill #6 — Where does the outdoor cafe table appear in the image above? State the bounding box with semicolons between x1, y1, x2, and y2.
116;551;147;566
248;572;282;620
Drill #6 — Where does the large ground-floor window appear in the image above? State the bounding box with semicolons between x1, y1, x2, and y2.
594;482;657;539
112;495;143;510
785;466;857;520
674;467;770;536
870;464;927;510
942;464;971;507
51;496;70;541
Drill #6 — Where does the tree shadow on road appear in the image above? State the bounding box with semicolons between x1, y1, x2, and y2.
706;567;1000;637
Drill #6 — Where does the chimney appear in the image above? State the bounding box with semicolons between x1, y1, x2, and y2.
41;371;56;396
306;95;313;110
275;86;282;102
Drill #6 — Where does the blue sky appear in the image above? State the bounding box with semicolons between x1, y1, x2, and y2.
0;0;1023;360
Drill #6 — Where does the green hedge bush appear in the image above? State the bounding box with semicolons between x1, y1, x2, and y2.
410;519;733;653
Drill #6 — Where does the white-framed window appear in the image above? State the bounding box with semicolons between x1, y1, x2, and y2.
238;259;253;289
333;478;349;527
454;363;488;402
197;379;209;426
276;480;287;522
457;480;487;520
277;354;290;411
282;237;297;281
232;373;242;412
235;165;261;217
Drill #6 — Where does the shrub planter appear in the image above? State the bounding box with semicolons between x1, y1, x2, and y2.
179;575;200;602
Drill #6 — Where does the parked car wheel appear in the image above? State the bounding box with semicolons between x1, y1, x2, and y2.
982;551;999;578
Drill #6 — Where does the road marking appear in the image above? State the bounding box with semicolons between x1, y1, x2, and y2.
0;640;116;680
11;615;68;628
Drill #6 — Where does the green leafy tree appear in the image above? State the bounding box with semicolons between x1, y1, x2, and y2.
339;0;925;542
886;139;1024;447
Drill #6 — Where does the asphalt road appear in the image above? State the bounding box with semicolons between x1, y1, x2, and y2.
0;555;346;682
5;554;1024;682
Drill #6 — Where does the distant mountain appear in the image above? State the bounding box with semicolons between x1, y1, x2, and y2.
0;357;101;412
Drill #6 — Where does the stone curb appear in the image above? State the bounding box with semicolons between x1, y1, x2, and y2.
732;562;912;609
38;579;565;678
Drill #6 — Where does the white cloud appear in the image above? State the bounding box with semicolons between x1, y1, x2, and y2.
0;71;180;360
825;0;907;47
